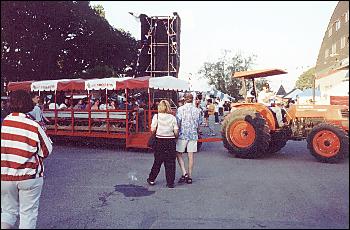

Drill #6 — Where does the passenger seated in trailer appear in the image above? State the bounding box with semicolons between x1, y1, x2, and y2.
48;100;59;110
109;100;117;110
73;99;86;110
99;97;110;110
91;99;100;110
59;98;71;110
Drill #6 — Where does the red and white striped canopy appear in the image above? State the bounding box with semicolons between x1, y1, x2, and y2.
7;76;190;92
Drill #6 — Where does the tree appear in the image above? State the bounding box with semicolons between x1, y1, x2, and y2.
1;1;138;85
93;4;105;18
198;50;257;100
255;79;270;92
295;67;315;91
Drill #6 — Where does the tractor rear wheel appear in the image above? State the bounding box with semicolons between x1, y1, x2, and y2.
221;109;271;158
307;123;349;163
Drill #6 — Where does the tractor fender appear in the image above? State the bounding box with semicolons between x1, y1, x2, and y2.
230;103;277;131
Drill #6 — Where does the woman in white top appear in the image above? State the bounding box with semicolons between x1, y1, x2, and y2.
147;100;179;188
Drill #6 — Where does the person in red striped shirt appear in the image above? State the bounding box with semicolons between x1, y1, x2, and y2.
1;90;53;229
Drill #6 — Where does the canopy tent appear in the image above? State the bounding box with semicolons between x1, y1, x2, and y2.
116;75;190;91
85;77;131;91
232;69;287;79
206;88;234;101
7;76;190;92
7;80;33;92
283;88;303;100
298;88;321;97
296;88;321;104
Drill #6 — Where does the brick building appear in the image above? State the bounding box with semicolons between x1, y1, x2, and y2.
315;1;349;104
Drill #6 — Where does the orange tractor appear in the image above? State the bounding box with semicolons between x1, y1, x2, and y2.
221;69;349;163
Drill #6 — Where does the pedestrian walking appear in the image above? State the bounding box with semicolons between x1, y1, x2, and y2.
147;100;179;188
176;93;202;184
28;93;49;131
214;101;219;124
1;90;53;229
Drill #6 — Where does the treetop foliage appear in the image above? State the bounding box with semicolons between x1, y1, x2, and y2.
1;1;139;85
295;66;315;91
198;50;268;100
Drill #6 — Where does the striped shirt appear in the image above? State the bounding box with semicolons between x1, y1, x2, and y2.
1;113;53;181
151;113;179;138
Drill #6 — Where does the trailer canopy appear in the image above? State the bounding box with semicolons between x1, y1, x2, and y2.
8;76;190;92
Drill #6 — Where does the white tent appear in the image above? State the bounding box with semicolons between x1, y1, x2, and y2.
297;88;321;104
149;76;190;91
283;88;303;100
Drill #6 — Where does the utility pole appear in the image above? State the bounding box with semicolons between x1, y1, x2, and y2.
312;73;316;104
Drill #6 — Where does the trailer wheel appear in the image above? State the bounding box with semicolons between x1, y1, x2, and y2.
221;109;271;158
307;123;349;163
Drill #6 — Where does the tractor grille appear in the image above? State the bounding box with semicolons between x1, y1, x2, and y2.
341;109;349;118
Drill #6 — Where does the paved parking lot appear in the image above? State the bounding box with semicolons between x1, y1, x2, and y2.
31;136;349;229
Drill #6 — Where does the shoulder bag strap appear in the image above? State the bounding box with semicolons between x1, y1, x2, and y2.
156;114;158;132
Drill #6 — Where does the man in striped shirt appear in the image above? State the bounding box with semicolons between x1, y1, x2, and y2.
1;90;53;229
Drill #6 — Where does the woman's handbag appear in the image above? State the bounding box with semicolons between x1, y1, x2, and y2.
147;114;158;149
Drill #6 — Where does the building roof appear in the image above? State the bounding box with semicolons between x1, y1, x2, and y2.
276;85;287;96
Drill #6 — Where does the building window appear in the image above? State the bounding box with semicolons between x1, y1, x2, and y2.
331;43;337;55
345;11;349;23
328;27;332;37
325;49;329;58
335;20;340;31
341;36;346;49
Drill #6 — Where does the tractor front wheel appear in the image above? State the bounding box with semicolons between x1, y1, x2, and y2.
307;123;349;163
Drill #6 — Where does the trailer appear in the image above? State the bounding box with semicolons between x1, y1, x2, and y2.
7;76;190;149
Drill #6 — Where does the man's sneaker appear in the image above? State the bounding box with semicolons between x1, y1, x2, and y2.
166;184;175;188
147;178;155;185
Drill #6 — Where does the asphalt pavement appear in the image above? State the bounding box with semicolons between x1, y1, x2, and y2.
31;133;349;229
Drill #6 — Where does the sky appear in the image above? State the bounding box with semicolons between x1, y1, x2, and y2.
90;1;338;93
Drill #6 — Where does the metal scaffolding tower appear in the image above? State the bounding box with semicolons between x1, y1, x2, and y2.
137;13;181;78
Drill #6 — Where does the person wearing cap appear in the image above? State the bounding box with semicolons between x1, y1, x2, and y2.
175;93;202;184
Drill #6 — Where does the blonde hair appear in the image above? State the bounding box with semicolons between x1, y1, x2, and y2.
158;100;172;113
